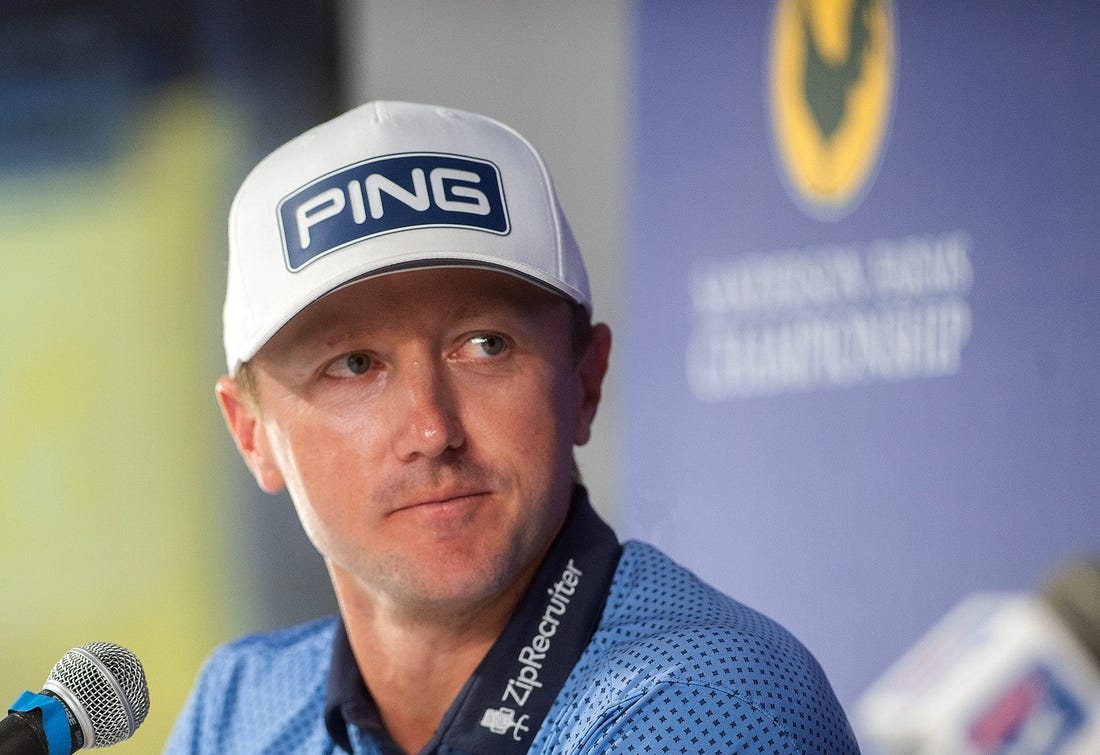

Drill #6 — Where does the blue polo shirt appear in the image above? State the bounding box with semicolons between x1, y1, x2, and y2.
166;492;859;754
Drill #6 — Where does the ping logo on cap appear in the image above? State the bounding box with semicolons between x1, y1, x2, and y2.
278;153;510;271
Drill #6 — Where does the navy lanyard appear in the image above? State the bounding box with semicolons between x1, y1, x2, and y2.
429;487;622;754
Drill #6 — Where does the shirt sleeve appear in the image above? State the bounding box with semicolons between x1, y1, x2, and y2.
568;681;861;755
163;653;222;755
161;624;342;755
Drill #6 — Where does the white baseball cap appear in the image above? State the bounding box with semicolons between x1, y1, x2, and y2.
223;100;590;374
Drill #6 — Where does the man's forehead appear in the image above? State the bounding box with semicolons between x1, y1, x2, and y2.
259;266;568;354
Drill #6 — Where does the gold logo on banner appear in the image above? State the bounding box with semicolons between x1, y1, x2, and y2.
768;0;895;218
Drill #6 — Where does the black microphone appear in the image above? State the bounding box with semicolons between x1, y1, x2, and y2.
1;642;150;754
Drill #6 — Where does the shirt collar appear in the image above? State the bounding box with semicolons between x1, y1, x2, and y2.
324;620;400;753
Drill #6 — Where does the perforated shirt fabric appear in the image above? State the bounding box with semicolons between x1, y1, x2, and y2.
166;540;859;754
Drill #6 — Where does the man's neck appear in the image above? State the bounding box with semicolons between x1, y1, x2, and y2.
329;564;535;754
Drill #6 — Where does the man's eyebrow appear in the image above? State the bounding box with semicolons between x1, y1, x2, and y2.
265;318;366;364
447;301;496;322
444;298;532;325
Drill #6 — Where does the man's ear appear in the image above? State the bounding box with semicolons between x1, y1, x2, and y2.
215;375;286;494
574;323;612;447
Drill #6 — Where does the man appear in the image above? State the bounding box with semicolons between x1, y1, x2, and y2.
167;101;860;754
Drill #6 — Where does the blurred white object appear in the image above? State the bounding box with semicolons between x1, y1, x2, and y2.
856;590;1100;754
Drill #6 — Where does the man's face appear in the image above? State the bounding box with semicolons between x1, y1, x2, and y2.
219;268;609;619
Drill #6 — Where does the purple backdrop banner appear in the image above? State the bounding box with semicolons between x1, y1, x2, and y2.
623;0;1100;712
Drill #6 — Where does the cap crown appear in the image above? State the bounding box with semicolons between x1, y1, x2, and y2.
224;101;589;374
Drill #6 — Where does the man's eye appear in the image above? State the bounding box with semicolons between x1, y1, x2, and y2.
469;334;507;357
325;352;372;377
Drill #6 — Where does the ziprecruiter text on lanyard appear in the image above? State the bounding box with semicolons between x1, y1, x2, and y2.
325;485;623;754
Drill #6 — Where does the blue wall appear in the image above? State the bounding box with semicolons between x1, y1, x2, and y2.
624;0;1100;708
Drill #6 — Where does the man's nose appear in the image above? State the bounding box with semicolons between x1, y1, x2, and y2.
390;359;465;461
